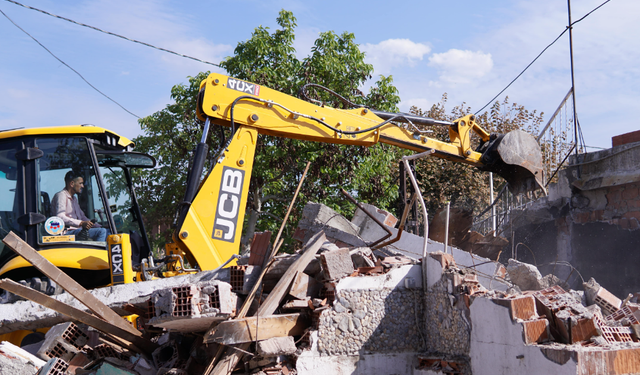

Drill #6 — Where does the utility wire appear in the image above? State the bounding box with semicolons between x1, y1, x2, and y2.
0;7;140;118
475;0;612;115
4;0;221;67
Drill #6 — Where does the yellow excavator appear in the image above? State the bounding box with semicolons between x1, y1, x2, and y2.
0;73;544;343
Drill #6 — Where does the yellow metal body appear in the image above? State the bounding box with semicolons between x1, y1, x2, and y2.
0;125;134;148
0;328;49;347
165;73;507;273
197;73;491;166
173;126;258;270
0;248;109;276
107;234;134;285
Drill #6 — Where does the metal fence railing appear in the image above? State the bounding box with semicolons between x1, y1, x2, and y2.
472;89;577;236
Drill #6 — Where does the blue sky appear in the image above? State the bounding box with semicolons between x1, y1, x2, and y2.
1;0;637;149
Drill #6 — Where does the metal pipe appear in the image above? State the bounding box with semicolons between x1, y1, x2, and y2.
490;172;496;236
340;188;393;247
567;0;579;159
444;201;450;254
401;150;435;292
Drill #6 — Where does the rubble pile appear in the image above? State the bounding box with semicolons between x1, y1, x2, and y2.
1;202;640;375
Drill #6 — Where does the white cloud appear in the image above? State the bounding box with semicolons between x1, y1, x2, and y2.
428;49;493;86
361;39;431;75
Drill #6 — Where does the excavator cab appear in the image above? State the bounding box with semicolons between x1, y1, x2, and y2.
0;126;155;291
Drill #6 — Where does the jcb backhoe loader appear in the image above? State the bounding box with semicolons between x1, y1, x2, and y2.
0;73;544;345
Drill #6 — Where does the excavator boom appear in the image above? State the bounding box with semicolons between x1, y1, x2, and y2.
169;73;544;271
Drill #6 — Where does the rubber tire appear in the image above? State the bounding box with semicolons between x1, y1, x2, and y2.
0;277;64;304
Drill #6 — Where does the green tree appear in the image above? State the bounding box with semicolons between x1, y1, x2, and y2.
134;10;402;251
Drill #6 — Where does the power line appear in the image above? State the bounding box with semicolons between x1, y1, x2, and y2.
4;0;221;68
475;0;612;115
0;7;140;119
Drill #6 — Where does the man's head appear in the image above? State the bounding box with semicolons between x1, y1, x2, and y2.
64;171;84;195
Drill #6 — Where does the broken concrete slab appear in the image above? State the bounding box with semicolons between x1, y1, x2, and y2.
0;267;228;334
256;336;297;356
147;280;236;332
0;341;44;374
294;202;366;248
357;218;509;292
288;271;322;300
349;247;375;268
320;248;355;280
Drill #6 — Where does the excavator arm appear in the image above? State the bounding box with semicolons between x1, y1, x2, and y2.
167;73;544;271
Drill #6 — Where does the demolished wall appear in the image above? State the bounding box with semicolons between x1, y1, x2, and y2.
3;201;640;374
505;138;640;297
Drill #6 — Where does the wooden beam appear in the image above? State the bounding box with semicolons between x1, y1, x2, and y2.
0;279;156;354
207;231;326;375
2;232;142;338
206;313;307;345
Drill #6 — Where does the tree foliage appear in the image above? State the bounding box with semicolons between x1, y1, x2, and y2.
409;95;544;217
133;10;402;251
132;10;546;253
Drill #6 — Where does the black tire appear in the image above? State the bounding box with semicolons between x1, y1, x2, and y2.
0;277;64;304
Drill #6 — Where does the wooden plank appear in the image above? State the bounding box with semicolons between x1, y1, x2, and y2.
207;313;307;345
2;232;142;338
207;231;326;375
0;279;157;354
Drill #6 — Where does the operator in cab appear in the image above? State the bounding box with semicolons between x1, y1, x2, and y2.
51;171;110;241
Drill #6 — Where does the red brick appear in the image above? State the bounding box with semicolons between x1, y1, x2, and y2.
612;130;640;147
575;212;590;224
522;318;550;344
630;219;640;230
623;187;639;200
596;210;605;220
628;200;640;210
571;318;599;343
624;211;640;221
621;218;630;230
607;190;622;204
494;295;538;321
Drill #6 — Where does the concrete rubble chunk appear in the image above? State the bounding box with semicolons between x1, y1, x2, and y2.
256;336;297;356
147;280;236;332
320;248;355;280
36;322;88;362
349;247;376;268
0;341;45;375
37;357;69;375
294;202;366;248
507;259;544;291
288;271;322;300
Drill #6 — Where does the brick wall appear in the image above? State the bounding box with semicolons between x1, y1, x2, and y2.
573;182;640;230
612;130;640;147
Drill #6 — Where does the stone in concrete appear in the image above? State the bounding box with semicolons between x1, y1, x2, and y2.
256;336;297;356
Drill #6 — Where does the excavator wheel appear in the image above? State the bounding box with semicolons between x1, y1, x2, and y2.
0;277;64;304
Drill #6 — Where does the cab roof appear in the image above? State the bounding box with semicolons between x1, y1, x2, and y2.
0;125;134;149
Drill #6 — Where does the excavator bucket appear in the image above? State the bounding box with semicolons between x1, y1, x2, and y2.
477;130;546;195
